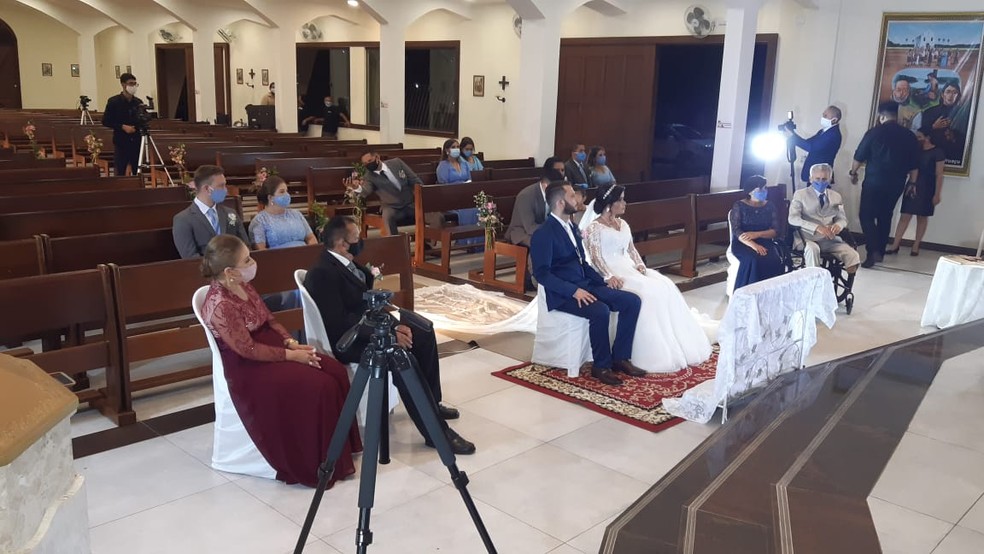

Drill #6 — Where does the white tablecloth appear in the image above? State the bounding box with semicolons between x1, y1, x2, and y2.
920;256;984;329
664;267;838;423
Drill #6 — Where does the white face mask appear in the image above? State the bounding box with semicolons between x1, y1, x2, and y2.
820;116;834;130
125;85;138;96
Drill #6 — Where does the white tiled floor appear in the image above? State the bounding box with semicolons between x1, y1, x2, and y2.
73;251;984;553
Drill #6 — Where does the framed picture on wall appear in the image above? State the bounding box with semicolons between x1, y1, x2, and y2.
473;75;485;97
126;65;131;74
261;69;269;86
236;68;243;84
115;65;121;79
41;63;52;77
870;12;984;176
70;64;79;78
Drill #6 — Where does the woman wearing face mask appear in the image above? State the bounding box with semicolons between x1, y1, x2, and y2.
249;176;317;250
459;136;484;172
436;139;481;245
730;175;786;290
200;235;361;487
887;128;945;256
580;184;713;373
587;146;616;188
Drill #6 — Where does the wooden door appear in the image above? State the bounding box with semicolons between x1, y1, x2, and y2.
0;20;22;109
556;44;656;182
214;43;231;125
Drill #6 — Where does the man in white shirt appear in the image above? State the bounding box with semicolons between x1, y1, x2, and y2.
788;163;860;272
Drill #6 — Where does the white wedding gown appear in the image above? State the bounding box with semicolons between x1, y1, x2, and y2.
583;219;713;373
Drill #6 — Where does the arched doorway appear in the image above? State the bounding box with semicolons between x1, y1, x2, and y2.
0;19;22;109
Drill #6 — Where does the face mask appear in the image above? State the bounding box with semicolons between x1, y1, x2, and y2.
449;148;460;159
820;117;834;130
236;261;257;283
575;151;586;162
210;187;228;204
751;189;768;202
324;102;332;107
366;159;380;172
812;180;829;193
125;85;138;95
462;149;473;159
348;239;364;257
272;194;291;208
596;155;607;166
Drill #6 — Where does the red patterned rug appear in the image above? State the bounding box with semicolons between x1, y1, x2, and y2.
492;349;718;433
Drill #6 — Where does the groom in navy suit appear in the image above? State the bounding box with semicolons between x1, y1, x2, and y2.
530;183;645;386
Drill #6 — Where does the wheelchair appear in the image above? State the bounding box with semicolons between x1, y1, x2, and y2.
785;225;857;314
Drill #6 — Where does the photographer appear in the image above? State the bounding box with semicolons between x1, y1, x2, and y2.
784;106;842;184
102;72;143;176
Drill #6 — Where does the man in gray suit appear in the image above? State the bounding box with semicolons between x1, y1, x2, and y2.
565;144;589;188
505;157;566;247
788;163;860;272
172;165;250;258
348;150;422;235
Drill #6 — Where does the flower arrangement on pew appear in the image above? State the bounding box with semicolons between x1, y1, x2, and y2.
168;143;188;184
475;191;502;250
344;161;368;225
366;263;385;282
23;121;43;159
83;132;103;166
310;201;329;234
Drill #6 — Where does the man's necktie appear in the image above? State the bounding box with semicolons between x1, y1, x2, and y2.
819;193;827;208
348;261;366;286
206;207;220;235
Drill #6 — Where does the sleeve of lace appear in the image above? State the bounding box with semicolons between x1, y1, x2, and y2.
209;300;287;362
729;203;744;235
249;286;292;341
626;224;646;268
583;224;613;280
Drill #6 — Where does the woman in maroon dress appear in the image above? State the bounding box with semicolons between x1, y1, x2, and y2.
200;235;361;487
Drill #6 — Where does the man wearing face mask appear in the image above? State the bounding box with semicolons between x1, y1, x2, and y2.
788;163;860;273
314;95;350;139
102;72;143;176
172;165;251;259
565;144;590;188
850;102;920;268
784;106;843;185
303;216;475;454
346;150;423;236
506;157;567;291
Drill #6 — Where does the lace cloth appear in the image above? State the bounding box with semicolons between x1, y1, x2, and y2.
202;282;291;361
663;267;837;423
413;284;537;335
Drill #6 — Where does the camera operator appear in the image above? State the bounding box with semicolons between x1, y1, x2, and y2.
784;106;843;185
102;72;143;176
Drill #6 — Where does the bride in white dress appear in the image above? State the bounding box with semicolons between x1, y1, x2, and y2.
580;184;712;373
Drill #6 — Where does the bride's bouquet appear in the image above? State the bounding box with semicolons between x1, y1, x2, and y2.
474;191;502;250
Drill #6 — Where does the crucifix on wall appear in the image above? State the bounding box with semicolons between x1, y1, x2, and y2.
498;75;510;91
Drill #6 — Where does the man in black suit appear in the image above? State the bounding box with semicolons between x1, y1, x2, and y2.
102;72;143;176
172;165;250;258
785;105;843;185
303;216;475;454
347;150;422;235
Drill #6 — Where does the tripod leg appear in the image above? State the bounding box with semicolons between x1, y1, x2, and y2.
137;136;147;175
147;136;175;186
379;374;390;465
352;368;389;554
293;364;373;554
390;353;498;553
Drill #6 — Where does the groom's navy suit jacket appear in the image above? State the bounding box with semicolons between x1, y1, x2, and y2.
530;215;606;310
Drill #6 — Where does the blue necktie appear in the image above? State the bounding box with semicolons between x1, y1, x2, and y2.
206;207;220;235
819;192;827;208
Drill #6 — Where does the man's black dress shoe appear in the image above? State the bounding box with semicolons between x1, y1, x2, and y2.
612;360;647;377
591;368;623;386
861;257;876;269
437;404;460;420
425;428;476;455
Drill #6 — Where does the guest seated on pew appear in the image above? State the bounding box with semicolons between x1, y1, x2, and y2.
580;183;712;373
173;165;251;259
505;157;567;248
730;175;787;290
304;217;476;454
788;163;860;273
587;146;616;188
460;136;484;172
249;176;317;250
346;150;422;236
200;234;361;487
531;182;645;386
437;138;480;246
566;143;590;188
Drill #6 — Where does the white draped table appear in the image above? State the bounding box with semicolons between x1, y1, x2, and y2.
664;267;838;423
920;255;984;329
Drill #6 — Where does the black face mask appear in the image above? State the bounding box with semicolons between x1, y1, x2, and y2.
365;159;380;172
348;239;365;257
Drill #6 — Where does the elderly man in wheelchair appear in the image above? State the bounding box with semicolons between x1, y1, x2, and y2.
788;163;860;313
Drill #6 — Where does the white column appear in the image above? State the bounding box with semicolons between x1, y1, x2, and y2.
516;15;562;161
192;27;218;123
378;19;406;144
129;29;156;105
273;26;298;133
710;5;759;192
349;47;368;125
76;31;98;104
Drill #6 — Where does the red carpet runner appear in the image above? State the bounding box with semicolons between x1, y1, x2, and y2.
492;350;718;433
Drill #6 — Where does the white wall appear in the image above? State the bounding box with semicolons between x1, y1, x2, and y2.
0;2;81;109
228;19;275;124
93;26;130;110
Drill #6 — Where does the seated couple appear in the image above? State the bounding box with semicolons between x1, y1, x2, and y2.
531;183;712;385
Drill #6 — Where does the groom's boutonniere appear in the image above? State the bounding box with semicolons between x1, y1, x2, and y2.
398;170;406;179
227;212;237;227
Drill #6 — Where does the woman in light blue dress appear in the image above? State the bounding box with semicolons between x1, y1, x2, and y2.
587;146;616;188
249;176;317;250
436;138;480;246
460;136;484;172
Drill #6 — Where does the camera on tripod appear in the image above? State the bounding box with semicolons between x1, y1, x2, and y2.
78;95;91;110
363;290;393;313
132;103;154;133
777;110;796;132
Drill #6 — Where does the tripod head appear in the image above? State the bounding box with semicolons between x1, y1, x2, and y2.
337;290;397;353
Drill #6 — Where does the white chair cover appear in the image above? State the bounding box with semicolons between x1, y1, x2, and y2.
191;286;277;479
531;285;617;377
725;209;739;297
294;270;398;425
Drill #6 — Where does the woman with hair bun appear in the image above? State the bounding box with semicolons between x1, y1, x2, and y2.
199;234;361;487
579;184;712;373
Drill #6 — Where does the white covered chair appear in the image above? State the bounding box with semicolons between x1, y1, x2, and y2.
294;269;398;425
191;286;277;479
726;209;740;297
531;285;616;378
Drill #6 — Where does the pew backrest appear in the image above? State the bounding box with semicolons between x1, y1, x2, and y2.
0;176;143;196
0;166;99;183
0;187;187;214
0;237;44;280
44;228;180;273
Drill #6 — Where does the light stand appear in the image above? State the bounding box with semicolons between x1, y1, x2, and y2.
292;290;496;554
136;128;175;186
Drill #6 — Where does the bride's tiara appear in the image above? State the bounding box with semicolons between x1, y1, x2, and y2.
602;185;615;200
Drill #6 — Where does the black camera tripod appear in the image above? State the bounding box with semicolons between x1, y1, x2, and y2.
292;291;496;554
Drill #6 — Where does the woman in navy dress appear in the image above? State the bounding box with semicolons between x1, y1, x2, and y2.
730;175;786;290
